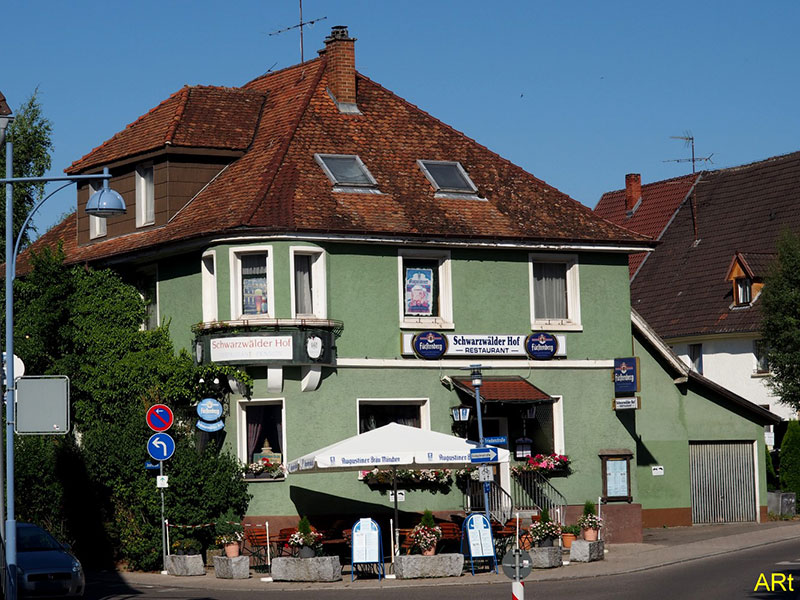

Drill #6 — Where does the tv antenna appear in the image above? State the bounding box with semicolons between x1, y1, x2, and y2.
664;132;713;173
269;0;327;64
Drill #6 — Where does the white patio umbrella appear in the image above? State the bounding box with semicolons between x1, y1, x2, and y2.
287;423;509;554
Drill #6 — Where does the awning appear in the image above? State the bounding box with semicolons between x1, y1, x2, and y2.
451;376;554;404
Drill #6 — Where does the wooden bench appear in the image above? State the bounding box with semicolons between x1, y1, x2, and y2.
243;526;271;571
438;522;463;552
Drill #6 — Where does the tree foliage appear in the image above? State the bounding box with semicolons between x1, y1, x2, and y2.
13;248;251;570
0;90;53;248
780;421;800;496
761;230;800;410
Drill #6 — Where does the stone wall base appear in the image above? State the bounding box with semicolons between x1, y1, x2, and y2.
529;547;562;568
395;553;464;579
569;540;604;563
213;555;250;579
271;556;342;582
166;554;205;576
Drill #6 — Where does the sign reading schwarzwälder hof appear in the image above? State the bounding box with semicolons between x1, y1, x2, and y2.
405;332;567;359
196;330;337;366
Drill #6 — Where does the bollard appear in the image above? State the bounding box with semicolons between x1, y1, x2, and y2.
512;580;524;600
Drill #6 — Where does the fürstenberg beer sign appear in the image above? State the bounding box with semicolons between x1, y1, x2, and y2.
614;357;640;394
405;332;566;359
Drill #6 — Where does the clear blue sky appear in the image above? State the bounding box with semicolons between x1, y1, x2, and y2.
5;0;799;239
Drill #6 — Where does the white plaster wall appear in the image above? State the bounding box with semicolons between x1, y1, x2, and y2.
672;336;795;421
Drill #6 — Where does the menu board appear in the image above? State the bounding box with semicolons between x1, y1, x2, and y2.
606;458;629;498
465;514;494;558
352;518;380;564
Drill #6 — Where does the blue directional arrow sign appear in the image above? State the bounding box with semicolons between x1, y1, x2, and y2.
470;447;499;463
147;432;176;461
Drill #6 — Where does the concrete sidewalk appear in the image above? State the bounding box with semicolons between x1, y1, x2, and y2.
96;521;800;592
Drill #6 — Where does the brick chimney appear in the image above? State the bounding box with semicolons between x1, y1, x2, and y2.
625;173;641;213
320;25;359;114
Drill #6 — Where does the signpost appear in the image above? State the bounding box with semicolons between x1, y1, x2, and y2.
146;404;174;432
145;407;174;574
147;433;176;462
470;447;499;463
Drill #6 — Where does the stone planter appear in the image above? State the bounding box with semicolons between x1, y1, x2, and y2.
569;540;604;563
271;556;342;582
394;553;464;579
166;554;205;576
213;555;250;579
530;546;562;568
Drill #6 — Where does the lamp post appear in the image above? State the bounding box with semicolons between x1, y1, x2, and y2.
469;364;492;525
1;98;126;600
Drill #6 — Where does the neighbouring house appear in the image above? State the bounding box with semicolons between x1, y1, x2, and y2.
595;155;800;440
22;26;777;541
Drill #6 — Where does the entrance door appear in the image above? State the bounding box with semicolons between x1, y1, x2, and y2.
689;441;757;524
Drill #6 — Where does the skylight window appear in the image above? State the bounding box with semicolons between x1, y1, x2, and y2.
315;154;377;188
418;160;478;194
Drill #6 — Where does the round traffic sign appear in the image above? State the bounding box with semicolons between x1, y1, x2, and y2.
501;548;532;580
147;432;176;461
146;404;174;432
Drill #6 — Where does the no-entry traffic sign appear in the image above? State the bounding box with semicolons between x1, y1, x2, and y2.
146;404;174;432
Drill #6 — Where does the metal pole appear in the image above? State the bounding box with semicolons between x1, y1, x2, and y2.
5;137;17;600
473;372;491;525
160;461;166;573
392;465;399;555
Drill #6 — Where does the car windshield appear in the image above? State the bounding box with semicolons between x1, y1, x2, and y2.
17;527;63;552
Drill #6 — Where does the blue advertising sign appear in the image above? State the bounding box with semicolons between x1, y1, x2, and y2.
614;357;640;394
484;436;508;447
196;420;225;433
470;447;499;463
147;432;176;461
525;333;558;360
412;331;448;360
197;398;223;422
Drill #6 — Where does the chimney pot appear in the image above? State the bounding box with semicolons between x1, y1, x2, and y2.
625;173;641;213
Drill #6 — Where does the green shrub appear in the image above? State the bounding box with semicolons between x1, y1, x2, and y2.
420;509;436;528
780;421;800;496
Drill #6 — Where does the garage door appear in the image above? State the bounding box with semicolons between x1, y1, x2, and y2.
689;441;756;524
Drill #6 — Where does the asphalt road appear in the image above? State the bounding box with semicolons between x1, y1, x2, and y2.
83;538;800;600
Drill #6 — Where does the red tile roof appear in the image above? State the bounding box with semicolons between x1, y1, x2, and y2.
451;376;552;403
33;50;653;270
630;151;800;339
595;174;699;277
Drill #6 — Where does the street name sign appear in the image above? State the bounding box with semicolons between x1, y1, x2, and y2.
470;447;499;463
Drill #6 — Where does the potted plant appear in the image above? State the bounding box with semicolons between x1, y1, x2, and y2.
215;508;245;557
408;509;442;556
560;524;581;549
246;457;286;479
527;508;561;547
287;516;324;557
577;500;603;541
171;537;201;556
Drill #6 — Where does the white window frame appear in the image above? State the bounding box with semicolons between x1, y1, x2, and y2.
229;245;275;320
398;248;453;329
135;163;155;228
356;398;430;434
201;250;218;323
528;253;582;331
289;246;327;319
417;159;479;196
88;181;107;239
236;397;286;477
314;153;379;191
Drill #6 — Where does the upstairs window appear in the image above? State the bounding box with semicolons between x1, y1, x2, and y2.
529;253;582;330
689;343;703;374
754;340;769;374
291;247;327;319
314;154;378;190
417;160;478;195
88;181;106;239
735;277;752;306
135;163;155;227
230;246;274;319
398;249;453;329
201;251;218;323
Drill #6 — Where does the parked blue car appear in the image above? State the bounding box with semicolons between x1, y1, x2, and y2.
16;523;84;597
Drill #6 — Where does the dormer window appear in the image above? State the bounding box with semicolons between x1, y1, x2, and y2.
735;277;752;306
417;160;479;196
314;154;378;191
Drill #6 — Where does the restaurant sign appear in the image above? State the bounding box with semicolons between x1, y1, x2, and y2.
402;333;566;359
198;330;337;366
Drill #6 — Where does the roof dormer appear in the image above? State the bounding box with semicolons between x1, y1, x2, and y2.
725;252;774;307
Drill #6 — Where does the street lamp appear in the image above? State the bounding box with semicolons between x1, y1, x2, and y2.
469;364;492;526
2;97;126;600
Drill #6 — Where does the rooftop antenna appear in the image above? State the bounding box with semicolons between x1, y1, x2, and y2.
664;132;714;174
268;0;327;63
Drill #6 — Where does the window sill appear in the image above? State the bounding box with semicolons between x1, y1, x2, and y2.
399;320;455;331
531;322;583;332
245;475;286;482
751;372;770;378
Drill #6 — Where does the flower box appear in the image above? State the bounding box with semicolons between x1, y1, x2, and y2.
271;556;342;582
213;555;250;579
394;553;464;579
165;554;205;576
